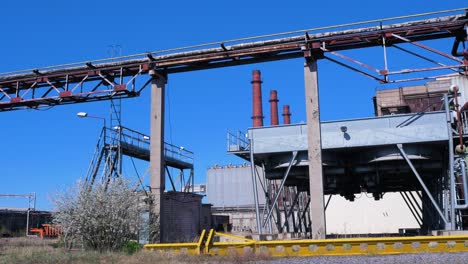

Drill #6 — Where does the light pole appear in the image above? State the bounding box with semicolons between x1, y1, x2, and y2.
76;112;107;139
76;112;106;128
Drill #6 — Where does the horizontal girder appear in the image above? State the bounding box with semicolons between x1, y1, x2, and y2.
0;12;466;111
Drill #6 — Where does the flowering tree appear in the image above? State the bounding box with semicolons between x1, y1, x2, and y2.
51;178;146;252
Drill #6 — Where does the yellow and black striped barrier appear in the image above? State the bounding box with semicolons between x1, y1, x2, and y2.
144;229;468;257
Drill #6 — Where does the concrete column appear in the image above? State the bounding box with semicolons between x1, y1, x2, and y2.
149;71;166;243
304;57;326;239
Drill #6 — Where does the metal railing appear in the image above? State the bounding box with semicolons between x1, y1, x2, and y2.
85;125;194;185
114;126;149;151
164;141;194;165
113;125;194;164
227;130;249;152
84;127;107;184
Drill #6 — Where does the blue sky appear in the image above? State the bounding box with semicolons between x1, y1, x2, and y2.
0;1;465;210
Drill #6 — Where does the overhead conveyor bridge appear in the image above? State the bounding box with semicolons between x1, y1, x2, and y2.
0;9;467;111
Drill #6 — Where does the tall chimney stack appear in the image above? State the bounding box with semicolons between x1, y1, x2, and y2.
251;70;264;127
282;105;291;125
269;90;279;126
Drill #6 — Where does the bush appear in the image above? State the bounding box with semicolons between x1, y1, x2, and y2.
51;178;145;252
121;240;142;255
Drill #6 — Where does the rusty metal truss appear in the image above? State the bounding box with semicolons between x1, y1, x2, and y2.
0;9;467;111
0;64;151;111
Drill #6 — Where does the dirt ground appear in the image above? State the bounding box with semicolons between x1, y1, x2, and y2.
0;237;269;264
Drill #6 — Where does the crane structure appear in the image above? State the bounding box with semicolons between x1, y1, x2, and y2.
0;8;467;241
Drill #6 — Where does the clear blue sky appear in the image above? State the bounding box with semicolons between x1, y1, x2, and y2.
0;1;464;210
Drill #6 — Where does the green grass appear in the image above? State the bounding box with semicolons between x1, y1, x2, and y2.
0;238;271;264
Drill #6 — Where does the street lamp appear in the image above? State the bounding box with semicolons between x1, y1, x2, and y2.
76;112;107;140
76;112;106;129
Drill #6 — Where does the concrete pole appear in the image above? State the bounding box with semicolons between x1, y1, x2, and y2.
149;71;166;243
304;57;326;239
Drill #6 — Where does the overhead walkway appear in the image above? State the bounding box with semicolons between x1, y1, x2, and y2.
85;125;194;190
118;126;193;169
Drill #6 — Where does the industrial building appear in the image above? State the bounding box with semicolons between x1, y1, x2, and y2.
0;209;51;237
374;79;450;116
206;164;266;233
0;8;468;245
204;76;456;237
224;69;468;239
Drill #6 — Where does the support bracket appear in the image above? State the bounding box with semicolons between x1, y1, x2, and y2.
397;143;449;225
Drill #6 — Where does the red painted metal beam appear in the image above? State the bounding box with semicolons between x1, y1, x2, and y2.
0;12;466;111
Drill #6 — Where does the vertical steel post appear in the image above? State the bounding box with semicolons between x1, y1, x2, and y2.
263;151;298;228
444;189;450;221
149;71;166;242
304;57;326;239
262;163;273;234
249;134;262;234
25;209;30;237
444;94;456;230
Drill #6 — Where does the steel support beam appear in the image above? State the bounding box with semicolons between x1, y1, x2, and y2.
397;144;449;226
249;136;262;234
324;195;332;210
149;71;166;243
263;151;298;228
444;94;457;229
304;57;326;239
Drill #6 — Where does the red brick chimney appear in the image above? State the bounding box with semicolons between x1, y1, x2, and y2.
269;90;279;126
251;70;264;127
282;105;291;125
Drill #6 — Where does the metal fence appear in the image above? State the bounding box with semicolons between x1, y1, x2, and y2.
227;130;249;152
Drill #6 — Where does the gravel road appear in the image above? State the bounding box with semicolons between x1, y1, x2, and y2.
257;252;468;264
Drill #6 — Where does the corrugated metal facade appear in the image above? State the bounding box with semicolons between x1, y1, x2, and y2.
206;165;265;208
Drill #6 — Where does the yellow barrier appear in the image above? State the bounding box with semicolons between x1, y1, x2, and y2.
253;235;468;257
145;229;468;257
144;229;206;255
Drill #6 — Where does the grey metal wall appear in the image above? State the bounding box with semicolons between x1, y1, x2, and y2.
249;111;448;154
206;165;265;208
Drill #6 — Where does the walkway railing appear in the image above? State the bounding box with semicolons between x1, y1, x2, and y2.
227;130;249;152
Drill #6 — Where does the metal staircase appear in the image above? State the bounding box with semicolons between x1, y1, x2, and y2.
84;124;195;192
